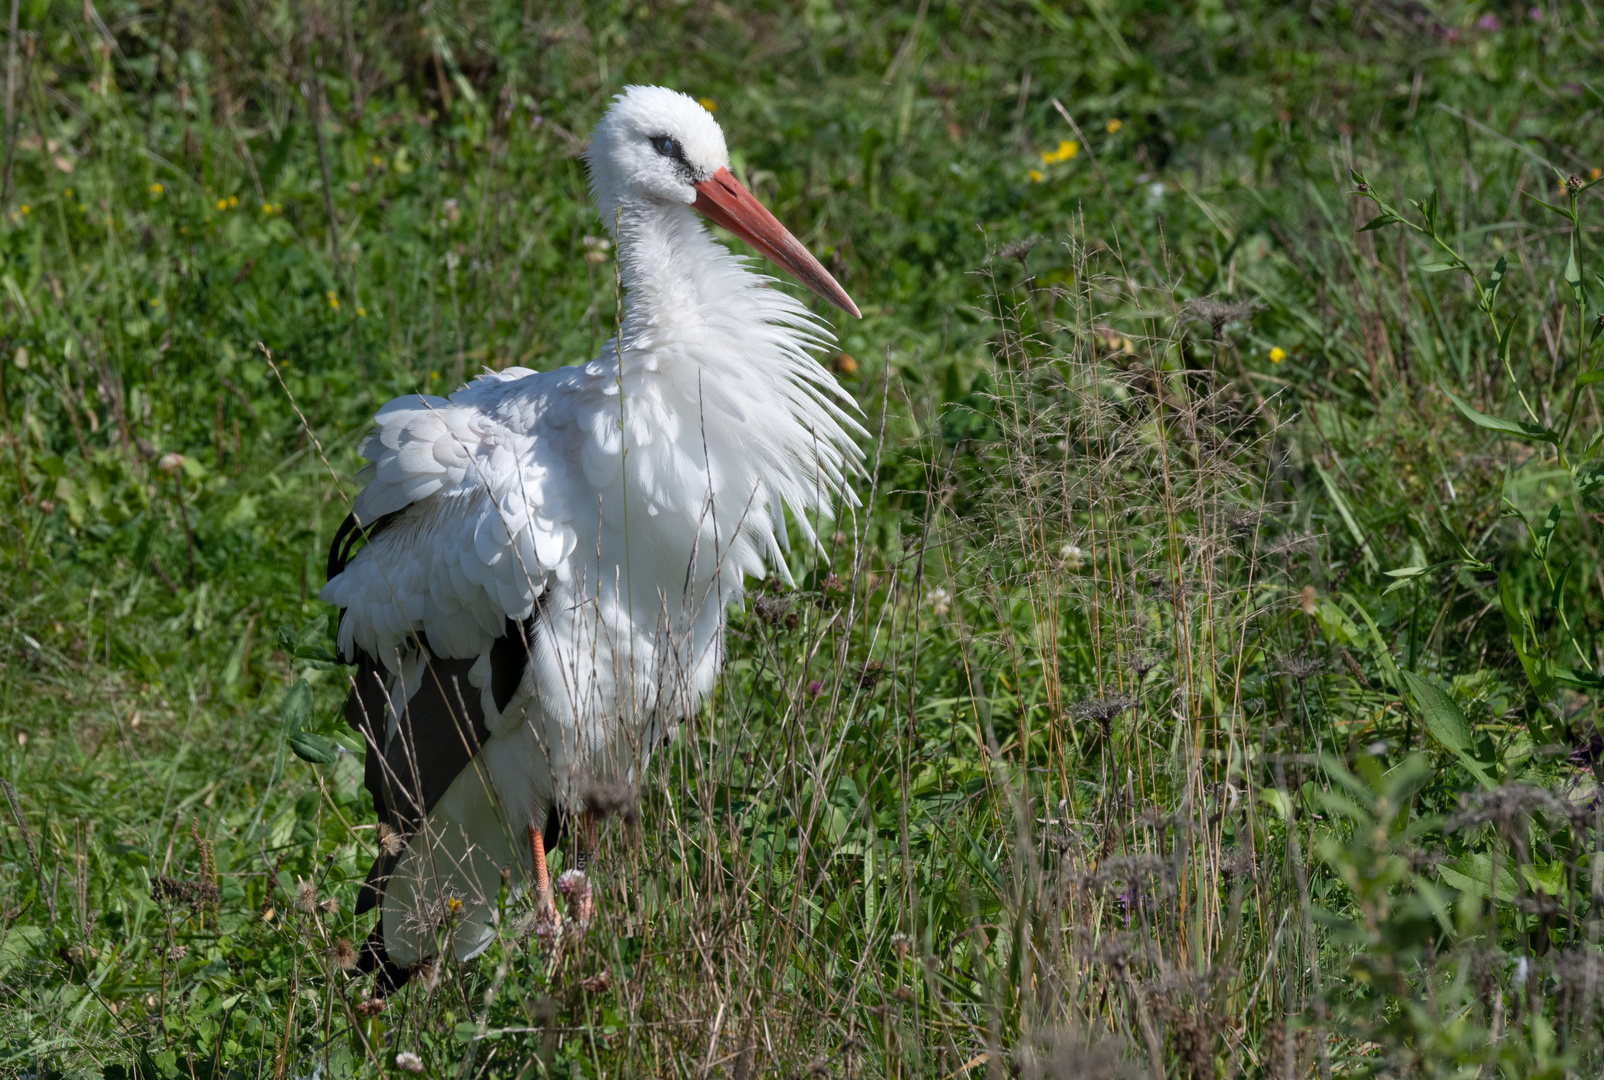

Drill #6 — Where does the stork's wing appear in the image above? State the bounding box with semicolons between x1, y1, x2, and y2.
322;368;582;666
321;368;583;973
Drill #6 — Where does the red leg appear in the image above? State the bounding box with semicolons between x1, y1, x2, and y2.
527;825;551;899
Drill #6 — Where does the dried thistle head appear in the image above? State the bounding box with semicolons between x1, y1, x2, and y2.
411;957;440;991
330;937;357;971
1068;695;1136;724
753;594;792;625
318;896;339;915
376;822;406;856
1280;653;1324;682
1448;784;1563;835
293;879;318;914
582;779;640;826
1184;296;1261;340
889;932;912;961
1129;649;1162;678
355;995;386;1018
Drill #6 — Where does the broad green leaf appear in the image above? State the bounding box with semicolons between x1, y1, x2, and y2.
279;677;312;735
1439;855;1517;902
1555;667;1604;690
1441;388;1559;443
1575;370;1604;387
287;731;337;765
1399;670;1496;789
1358;214;1396;231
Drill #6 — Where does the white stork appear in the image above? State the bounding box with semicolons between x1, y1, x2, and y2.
321;85;863;984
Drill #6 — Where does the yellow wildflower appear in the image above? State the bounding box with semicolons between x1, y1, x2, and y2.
227;195;238;208
1028;169;1044;183
215;198;227;210
446;896;462;915
1593;167;1603;181
372;156;383;167
326;290;339;310
1269;347;1286;364
698;97;717;112
261;202;273;214
149;183;162;195
1041;140;1079;164
1105;118;1122;134
357;306;367;317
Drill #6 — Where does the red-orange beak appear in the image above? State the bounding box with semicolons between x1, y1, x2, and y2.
692;167;861;319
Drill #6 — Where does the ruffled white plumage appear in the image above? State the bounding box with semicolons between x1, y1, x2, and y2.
322;85;863;967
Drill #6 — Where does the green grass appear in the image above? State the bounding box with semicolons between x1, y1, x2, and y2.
3;0;1604;1076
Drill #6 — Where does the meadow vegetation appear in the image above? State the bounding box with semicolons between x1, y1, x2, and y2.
2;0;1604;1076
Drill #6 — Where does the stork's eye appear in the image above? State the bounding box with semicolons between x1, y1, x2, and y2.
651;135;682;160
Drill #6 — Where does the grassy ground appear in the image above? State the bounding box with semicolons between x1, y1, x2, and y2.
3;0;1604;1076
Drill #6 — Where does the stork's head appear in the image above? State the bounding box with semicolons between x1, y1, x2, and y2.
586;85;860;318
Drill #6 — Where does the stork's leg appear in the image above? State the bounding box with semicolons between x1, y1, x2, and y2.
527;825;562;942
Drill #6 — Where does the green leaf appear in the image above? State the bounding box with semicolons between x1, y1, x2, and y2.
1535;503;1562;562
1399;671;1497;789
1578;462;1604;500
1566;236;1583;300
1358;214;1396;232
1499;574;1555;698
1441;388;1559;443
1556;667;1604;690
1417;262;1459;273
287;731;337;765
1575;370;1604;387
279;678;312;735
1521;190;1573;219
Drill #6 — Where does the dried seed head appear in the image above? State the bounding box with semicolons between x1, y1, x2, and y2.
355;995;386;1017
331;937;357;971
412;957;440;991
319;896;339;915
1280;653;1324;682
293;879;317;914
998;234;1042;264
377;822;406;856
1567;174;1584;192
1068;695;1136;724
753;594;793;625
582;779;640;826
579;970;612;994
394;1052;425;1075
889;932;912;960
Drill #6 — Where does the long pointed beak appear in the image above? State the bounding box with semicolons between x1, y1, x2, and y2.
692;167;861;319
